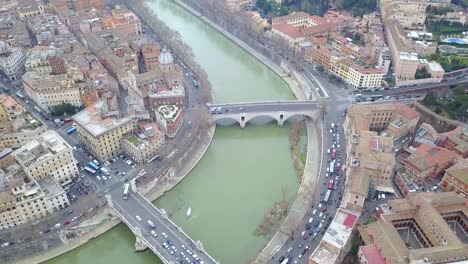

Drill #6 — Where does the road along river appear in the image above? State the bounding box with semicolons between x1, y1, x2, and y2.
45;0;300;263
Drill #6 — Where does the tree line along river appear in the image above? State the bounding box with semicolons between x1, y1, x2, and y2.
45;0;299;263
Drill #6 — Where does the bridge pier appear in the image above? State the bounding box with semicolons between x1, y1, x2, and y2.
135;235;148;252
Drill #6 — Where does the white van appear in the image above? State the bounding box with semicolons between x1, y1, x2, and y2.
312;209;317;215
308;217;314;224
327;148;330;154
101;168;110;175
319;212;323;218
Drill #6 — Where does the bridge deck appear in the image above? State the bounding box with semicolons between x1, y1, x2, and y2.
110;189;217;264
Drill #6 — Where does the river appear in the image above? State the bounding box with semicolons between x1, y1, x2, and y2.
45;0;298;263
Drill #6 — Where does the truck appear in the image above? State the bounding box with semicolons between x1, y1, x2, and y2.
329;162;334;174
280;258;290;264
147;220;155;229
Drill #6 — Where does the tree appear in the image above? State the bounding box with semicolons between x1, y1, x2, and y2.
415;67;431;79
317;65;324;72
423;91;437;106
50;103;77;116
453;85;467;96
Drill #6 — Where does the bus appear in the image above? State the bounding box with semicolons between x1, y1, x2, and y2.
34;106;42;114
84;166;96;174
323;189;332;203
88;162;100;171
331;149;337;160
328;179;334;190
280;258;290;264
16;92;24;100
329;162;334;174
92;159;100;166
123;183;130;200
66;127;76;135
192;79;199;88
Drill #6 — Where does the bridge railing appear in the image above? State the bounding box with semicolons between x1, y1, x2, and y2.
209;99;318;107
135;192;220;264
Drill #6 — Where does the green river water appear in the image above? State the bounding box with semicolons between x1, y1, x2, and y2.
45;0;298;263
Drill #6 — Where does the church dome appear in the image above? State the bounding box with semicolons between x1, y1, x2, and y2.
158;48;174;65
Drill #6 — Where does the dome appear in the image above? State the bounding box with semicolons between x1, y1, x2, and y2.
158;48;174;65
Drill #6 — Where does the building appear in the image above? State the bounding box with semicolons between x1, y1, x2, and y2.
0;11;31;48
103;7;142;37
154;105;184;138
334;60;384;89
225;0;252;10
308;208;359;264
22;70;83;113
0;163;69;229
141;42;160;72
121;121;165;163
0;148;14;168
358;192;468;264
444;127;468;158
440;158;468;197
0;113;47;149
343;103;422;201
0;95;23;121
357;244;386;264
0;41;26;81
16;0;45;19
13;130;78;186
271;12;336;47
73;100;135;161
403;143;459;182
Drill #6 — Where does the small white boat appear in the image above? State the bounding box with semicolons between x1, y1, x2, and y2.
186;207;192;218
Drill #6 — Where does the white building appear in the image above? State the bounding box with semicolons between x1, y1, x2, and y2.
0;41;26;81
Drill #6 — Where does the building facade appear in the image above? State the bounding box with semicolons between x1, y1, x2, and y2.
0;41;26;81
13;130;78;186
74;100;135;161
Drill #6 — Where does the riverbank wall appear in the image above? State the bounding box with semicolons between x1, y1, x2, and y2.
171;1;324;262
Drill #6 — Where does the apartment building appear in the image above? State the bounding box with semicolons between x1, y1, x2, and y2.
334;60;384;89
0;41;26;81
0;113;47;149
358;192;468;264
13;130;77;186
16;0;45;19
102;7;142;37
22;71;82;113
154;105;184;139
121;121;165;163
74;100;135;161
0;148;14;168
24;46;59;75
141;42;161;72
0;163;69;229
225;0;252;10
0;95;23;121
441;158;468;197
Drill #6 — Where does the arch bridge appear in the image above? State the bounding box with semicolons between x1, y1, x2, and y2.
209;100;321;128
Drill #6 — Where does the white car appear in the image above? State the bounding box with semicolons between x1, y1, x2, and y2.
151;230;157;237
300;230;306;236
136;215;142;221
287;247;293;253
162;232;168;238
312;209;317;215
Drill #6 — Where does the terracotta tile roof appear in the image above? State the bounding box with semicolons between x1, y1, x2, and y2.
395;104;420;120
360;244;386;264
405;144;458;172
272;12;309;25
309;15;329;25
311;37;327;46
272;24;303;39
445;158;468;185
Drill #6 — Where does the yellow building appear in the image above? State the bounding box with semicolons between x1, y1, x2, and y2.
0;164;69;229
225;0;252;10
0;95;24;121
74;100;136;161
13;130;78;186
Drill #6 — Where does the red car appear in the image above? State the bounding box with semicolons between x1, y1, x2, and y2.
336;166;341;171
322;208;327;213
64;118;72;123
303;234;309;240
63;220;71;226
